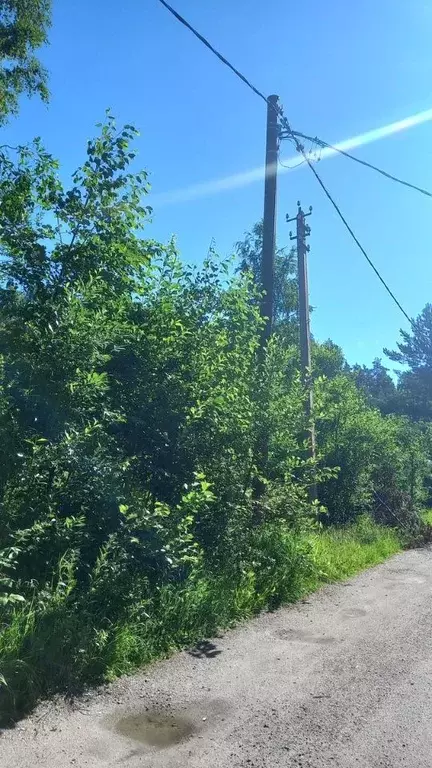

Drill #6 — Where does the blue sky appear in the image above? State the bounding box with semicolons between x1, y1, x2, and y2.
4;0;432;366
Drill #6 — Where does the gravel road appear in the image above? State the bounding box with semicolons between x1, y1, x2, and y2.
2;547;432;767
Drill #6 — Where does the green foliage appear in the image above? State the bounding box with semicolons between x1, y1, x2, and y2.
0;0;51;122
309;515;402;584
315;374;429;525
0;116;317;698
0;546;23;606
0;514;403;722
0;117;429;724
384;305;432;420
313;339;347;380
386;304;432;369
235;220;298;341
351;357;397;413
396;370;432;421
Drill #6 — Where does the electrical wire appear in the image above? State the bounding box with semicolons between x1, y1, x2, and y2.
284;130;414;326
291;130;432;200
157;0;431;208
156;0;414;325
157;0;269;105
278;155;306;171
278;136;322;171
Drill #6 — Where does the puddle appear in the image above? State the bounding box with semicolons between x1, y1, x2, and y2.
113;711;195;748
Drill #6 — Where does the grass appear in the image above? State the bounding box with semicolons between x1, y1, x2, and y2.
0;515;407;724
421;508;432;526
309;515;403;585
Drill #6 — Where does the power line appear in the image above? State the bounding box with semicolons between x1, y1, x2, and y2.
156;0;268;105
291;130;432;201
157;0;430;206
157;0;430;209
278;155;306;171
284;130;414;326
156;0;413;325
278;139;322;172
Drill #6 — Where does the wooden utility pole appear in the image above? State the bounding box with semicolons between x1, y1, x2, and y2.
261;94;279;344
287;203;316;496
254;95;279;495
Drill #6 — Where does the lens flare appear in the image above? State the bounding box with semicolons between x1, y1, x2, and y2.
153;107;432;206
313;107;432;161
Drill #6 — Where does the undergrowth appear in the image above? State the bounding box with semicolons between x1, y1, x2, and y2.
421;508;432;526
308;515;403;585
0;515;405;724
0;116;430;727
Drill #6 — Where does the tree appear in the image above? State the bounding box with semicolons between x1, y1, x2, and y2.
394;369;432;421
0;0;51;122
0;116;430;721
313;339;346;380
315;374;427;525
385;304;432;370
385;305;432;420
351;358;397;414
235;221;298;341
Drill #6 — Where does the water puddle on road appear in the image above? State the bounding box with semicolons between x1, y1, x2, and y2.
114;711;195;748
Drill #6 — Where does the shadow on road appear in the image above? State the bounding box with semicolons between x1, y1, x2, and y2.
187;641;222;659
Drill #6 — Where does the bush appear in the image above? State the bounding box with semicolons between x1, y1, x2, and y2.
315;375;429;526
0;116;429;723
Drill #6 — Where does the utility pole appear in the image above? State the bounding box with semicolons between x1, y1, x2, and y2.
254;95;279;496
287;203;316;498
261;94;279;344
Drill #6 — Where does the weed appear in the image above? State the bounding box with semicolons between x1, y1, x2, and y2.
0;516;404;724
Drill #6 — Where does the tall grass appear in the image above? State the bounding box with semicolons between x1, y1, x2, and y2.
421;508;432;526
309;515;402;585
0;516;404;724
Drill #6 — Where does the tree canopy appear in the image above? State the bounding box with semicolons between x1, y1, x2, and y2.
235;220;298;341
385;305;432;420
385;304;432;370
351;358;397;414
0;0;51;122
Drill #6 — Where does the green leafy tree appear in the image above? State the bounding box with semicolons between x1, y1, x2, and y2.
351;357;397;413
385;305;432;420
0;114;315;608
386;305;432;369
313;339;346;380
0;0;51;122
235;221;298;340
0;114;158;586
0;115;430;722
315;374;427;525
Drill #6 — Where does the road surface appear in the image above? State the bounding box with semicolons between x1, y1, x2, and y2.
2;547;432;767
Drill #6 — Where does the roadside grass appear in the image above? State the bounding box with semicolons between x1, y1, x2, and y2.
308;515;403;586
421;508;432;526
0;515;407;724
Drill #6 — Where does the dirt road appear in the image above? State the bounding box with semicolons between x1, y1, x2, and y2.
2;548;432;767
